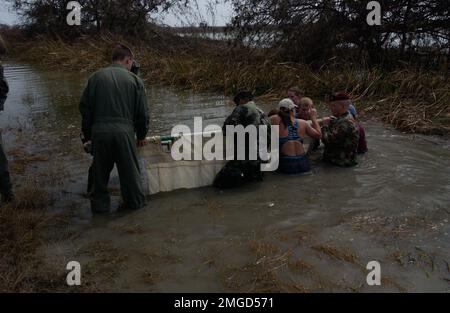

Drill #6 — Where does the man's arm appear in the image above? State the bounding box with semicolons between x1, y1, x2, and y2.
79;80;93;142
135;80;149;141
222;106;246;134
321;120;351;147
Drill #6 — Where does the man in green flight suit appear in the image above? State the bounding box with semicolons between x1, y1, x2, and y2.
80;44;149;213
0;34;14;204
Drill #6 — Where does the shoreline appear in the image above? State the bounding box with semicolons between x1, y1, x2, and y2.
4;33;449;137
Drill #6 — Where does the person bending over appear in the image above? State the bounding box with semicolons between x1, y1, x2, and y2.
213;90;268;188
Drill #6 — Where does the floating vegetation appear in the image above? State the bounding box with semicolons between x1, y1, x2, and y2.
381;276;407;293
0;181;56;292
311;244;360;265
8;148;50;175
110;222;145;235
350;214;441;237
288;258;313;273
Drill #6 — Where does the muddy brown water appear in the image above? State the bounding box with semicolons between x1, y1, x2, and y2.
2;62;450;292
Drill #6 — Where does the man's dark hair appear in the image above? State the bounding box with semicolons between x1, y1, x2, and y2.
288;86;305;97
328;91;350;102
233;90;254;105
112;44;134;62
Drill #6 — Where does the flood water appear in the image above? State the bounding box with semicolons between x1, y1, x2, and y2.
2;62;450;292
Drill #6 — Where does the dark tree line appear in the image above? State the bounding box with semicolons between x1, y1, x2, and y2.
8;0;188;37
7;0;450;69
229;0;450;68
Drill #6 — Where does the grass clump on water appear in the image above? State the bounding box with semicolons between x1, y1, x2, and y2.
0;181;60;292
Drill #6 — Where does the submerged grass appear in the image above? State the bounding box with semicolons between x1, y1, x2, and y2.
6;32;449;136
7;148;50;175
311;244;361;265
0;181;59;292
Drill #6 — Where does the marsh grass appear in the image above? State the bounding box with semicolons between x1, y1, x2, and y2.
217;238;368;292
0;181;59;292
350;214;439;238
311;244;361;266
217;240;292;292
381;276;408;292
288;258;314;273
8;33;449;136
7;148;50;175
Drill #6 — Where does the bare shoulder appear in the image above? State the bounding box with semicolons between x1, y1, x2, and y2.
297;119;309;128
270;115;281;124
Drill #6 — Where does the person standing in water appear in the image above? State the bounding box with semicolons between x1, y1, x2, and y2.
0;34;14;204
83;58;142;197
80;44;149;213
320;92;359;167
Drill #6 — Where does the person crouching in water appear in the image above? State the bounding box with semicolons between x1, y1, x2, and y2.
270;99;321;174
320;92;359;167
213;90;268;188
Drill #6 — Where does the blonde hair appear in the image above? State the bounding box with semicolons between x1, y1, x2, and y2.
299;97;313;107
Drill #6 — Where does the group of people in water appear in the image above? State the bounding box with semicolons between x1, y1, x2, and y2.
213;87;368;188
0;39;368;212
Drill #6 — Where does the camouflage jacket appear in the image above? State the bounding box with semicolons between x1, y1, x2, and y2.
321;111;359;167
222;101;267;164
0;64;8;111
223;101;263;130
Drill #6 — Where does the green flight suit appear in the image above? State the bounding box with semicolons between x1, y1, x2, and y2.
80;64;149;213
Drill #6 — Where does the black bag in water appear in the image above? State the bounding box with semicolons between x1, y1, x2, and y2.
213;161;263;189
213;162;245;189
